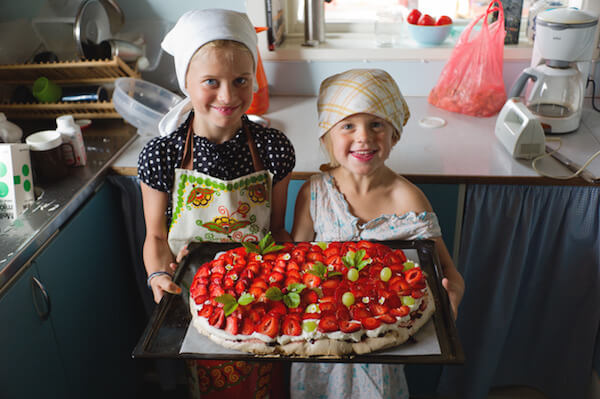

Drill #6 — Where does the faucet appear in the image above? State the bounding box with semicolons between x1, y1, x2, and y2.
304;0;331;46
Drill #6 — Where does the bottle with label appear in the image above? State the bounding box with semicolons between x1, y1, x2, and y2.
56;115;87;167
526;0;567;43
0;112;23;143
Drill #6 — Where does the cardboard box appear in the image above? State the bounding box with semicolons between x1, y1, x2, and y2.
0;144;35;219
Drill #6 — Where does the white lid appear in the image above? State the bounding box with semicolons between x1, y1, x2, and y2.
56;114;77;129
538;8;598;26
25;130;62;151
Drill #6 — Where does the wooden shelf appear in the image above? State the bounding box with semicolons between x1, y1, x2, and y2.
0;57;140;120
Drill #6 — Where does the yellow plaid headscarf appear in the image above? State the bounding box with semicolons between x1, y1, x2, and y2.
317;69;410;139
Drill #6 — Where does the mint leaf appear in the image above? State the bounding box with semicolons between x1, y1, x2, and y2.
287;283;306;294
308;261;327;278
327;271;343;278
242;242;260;254
238;292;255;306
284;292;301;308
262;243;285;254
223;302;238;316
215;294;236;305
265;286;284;301
355;249;366;264
342;250;356;268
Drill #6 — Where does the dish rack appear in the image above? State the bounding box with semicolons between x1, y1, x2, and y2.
0;57;140;120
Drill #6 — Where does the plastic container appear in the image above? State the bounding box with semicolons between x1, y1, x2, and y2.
526;0;567;43
56;115;86;167
0;113;23;143
112;77;183;135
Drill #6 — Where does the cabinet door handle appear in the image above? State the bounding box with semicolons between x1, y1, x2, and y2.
31;276;51;320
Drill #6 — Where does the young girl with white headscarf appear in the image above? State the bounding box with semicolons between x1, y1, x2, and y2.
137;8;294;398
290;68;464;399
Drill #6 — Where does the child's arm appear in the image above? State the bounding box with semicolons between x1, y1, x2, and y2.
432;236;464;320
270;174;292;242
140;182;182;304
291;180;316;241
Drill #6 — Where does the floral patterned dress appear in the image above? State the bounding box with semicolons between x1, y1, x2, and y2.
290;173;442;399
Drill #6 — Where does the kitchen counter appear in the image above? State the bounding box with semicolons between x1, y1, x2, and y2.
111;96;600;185
0;120;136;292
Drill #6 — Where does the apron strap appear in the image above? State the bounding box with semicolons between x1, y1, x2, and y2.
180;118;265;172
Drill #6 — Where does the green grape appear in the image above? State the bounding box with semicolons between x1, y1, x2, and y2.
342;292;355;307
380;267;392;282
401;296;415;306
303;320;317;332
305;303;320;313
347;268;359;282
403;261;415;271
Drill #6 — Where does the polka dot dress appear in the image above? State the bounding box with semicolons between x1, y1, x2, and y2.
138;114;296;224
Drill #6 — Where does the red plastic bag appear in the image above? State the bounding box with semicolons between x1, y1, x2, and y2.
428;1;507;117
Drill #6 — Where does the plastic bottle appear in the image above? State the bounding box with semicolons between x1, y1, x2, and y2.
526;0;567;43
246;27;269;115
56;115;87;167
0;112;23;143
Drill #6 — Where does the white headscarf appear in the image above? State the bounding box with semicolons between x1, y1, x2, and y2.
158;9;257;136
317;69;410;139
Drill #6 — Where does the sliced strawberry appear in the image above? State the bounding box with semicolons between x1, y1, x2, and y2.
378;314;397;324
263;253;277;262
291;249;306;263
389;275;411;292
368;262;384;278
212;258;226;268
384;252;403;265
248;286;265;300
321;279;340;296
282;315;302;336
296;242;311;250
342;242;357;253
250;279;268;291
284;277;302;287
223;278;235;289
246;261;260;274
362;317;381;330
225;316;239;335
235;279;248;295
302;312;321;320
301;290;319;305
350;305;371;321
209;284;225;298
210;273;224;286
256;315;280;338
405;268;423;287
241;317;255;335
389;263;404;274
335;306;351;321
268;301;287;317
390;305;410;318
286;260;300;271
241;269;254;280
319;302;335;312
209;308;225;328
318;315;339;332
339;320;362;333
319;295;335;303
196;265;210;278
385;294;401;309
190;282;208;297
302;273;321;289
268;271;284;284
324;246;340;258
198;304;213;318
193;295;208;305
369;303;390;316
211;264;226;275
306;251;325;263
273;265;286;274
287;269;301;279
411;289;425;299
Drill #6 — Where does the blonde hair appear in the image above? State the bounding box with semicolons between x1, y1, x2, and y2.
318;116;400;171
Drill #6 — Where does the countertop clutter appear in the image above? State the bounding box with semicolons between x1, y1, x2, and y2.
0;119;135;291
111;95;600;185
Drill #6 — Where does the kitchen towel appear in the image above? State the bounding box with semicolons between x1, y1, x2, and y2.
158;8;258;136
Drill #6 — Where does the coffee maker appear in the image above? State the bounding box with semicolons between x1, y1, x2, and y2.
509;8;598;134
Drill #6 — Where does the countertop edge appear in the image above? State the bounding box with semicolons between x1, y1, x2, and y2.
0;132;138;294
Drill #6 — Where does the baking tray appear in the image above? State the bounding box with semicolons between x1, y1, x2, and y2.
133;240;464;364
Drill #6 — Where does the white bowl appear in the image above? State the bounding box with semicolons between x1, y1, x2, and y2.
112;77;182;135
407;23;452;46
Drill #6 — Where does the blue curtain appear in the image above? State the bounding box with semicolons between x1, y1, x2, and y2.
437;184;600;399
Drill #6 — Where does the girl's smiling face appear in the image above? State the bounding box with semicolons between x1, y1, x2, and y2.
186;44;254;138
326;113;395;175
